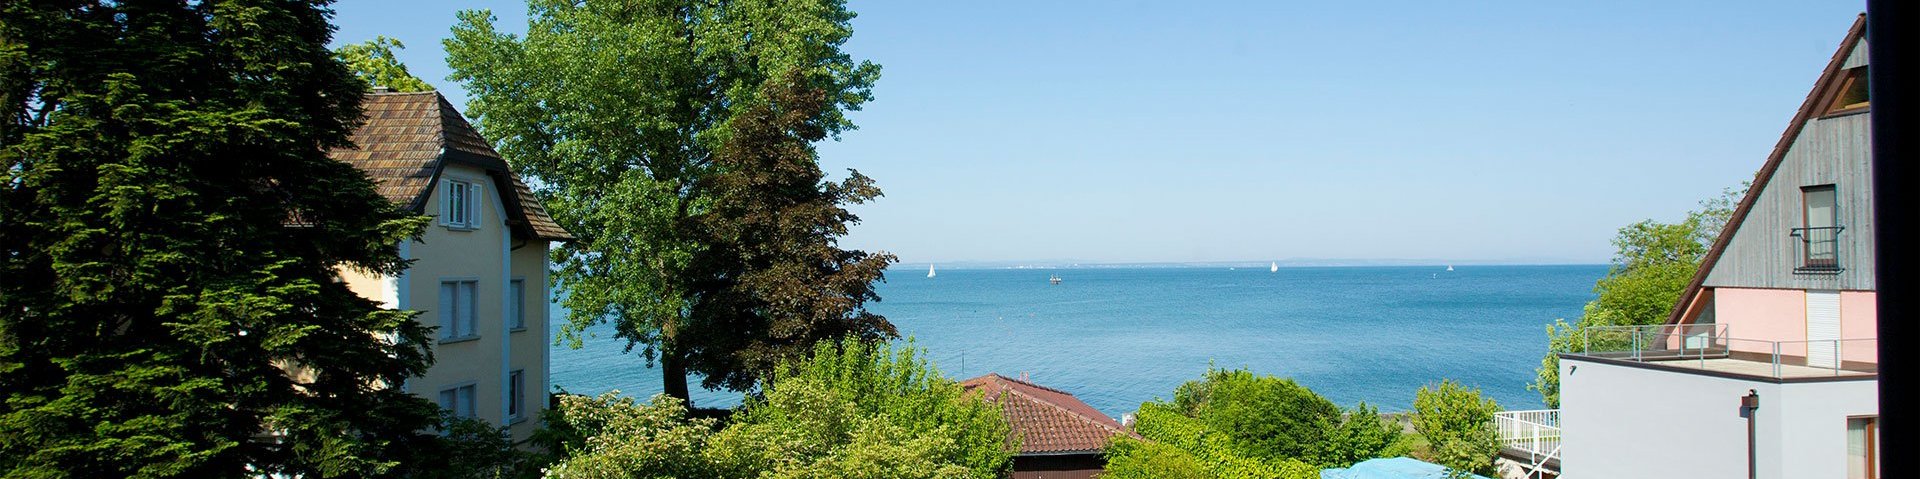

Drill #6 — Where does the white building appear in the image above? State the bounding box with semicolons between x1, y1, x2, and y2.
1555;15;1878;479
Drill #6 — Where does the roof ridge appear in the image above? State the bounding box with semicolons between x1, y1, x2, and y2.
981;373;1076;396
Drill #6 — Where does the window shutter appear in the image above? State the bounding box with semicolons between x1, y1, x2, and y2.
470;182;484;226
438;179;452;226
438;282;455;339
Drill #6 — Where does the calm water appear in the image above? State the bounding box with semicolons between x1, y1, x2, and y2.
550;265;1603;416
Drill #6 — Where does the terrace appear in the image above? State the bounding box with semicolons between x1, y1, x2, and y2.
1563;324;1877;380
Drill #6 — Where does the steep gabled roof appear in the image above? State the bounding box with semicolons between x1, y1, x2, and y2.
1667;15;1866;325
328;91;572;241
960;373;1138;455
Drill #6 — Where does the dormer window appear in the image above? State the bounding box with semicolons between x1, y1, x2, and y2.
441;179;481;229
1826;67;1869;115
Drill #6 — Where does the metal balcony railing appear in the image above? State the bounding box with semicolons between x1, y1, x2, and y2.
1495;409;1560;479
1791;226;1845;274
1571;324;1878;379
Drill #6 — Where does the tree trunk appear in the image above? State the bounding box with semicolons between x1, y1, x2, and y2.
662;349;691;404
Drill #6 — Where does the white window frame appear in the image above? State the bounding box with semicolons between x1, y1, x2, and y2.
507;369;526;421
440;178;482;230
437;382;478;419
508;278;527;332
438;279;479;341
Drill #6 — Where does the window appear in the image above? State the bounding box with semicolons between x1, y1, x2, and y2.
509;279;527;331
508;370;526;420
1799;185;1839;269
1827;66;1869;114
442;179;481;229
438;280;478;340
1848;416;1878;479
438;384;477;418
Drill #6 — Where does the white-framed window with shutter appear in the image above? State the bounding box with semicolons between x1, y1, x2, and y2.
438;279;479;341
440;178;482;230
508;279;527;331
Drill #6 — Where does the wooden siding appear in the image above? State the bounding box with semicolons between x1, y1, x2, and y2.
1842;39;1868;69
1703;111;1874;290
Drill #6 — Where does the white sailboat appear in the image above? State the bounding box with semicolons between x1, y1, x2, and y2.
928;264;937;278
1270;262;1278;273
1446;264;1455;272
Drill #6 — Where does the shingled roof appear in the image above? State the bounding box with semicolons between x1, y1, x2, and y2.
961;374;1138;455
328;91;572;241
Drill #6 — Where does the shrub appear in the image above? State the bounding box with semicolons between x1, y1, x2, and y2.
1411;380;1502;477
540;339;1012;478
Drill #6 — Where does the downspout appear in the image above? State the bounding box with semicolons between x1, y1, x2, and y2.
1742;390;1761;479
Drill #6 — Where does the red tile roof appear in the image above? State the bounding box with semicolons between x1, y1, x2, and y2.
328;91;572;241
961;374;1138;455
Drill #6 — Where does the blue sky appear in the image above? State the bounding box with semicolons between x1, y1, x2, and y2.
332;1;1866;265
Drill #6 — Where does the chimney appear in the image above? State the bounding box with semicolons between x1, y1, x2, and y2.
371;85;393;93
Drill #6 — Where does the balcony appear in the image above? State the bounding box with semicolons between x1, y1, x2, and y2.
1790;226;1844;274
1566;325;1876;380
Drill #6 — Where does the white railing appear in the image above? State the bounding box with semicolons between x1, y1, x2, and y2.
1494;409;1560;479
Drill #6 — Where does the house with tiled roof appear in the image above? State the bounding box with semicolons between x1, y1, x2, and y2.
1551;15;1878;479
961;373;1139;479
331;89;571;444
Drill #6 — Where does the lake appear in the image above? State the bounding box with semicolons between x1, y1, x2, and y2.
550;264;1603;416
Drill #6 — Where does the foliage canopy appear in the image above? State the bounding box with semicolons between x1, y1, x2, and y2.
1410;380;1502;478
1;1;443;476
445;0;892;402
541;339;1013;479
1529;185;1741;407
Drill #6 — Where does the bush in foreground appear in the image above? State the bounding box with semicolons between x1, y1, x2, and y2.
1411;380;1502;477
1105;368;1401;478
540;339;1012;478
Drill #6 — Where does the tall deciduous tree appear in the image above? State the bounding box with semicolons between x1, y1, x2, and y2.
0;1;440;477
444;0;887;402
335;36;435;92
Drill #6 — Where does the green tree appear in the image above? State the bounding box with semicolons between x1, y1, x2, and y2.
1104;368;1394;477
1528;185;1742;407
335;36;434;92
1173;369;1341;463
1;1;441;477
1410;380;1501;478
680;73;895;391
445;0;887;403
541;339;1012;479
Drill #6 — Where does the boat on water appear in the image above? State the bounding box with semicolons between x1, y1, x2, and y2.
1446;265;1454;272
928;264;936;278
1270;262;1278;273
1049;274;1062;285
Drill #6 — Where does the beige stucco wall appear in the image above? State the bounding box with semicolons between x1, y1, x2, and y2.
337;162;556;441
507;242;550;442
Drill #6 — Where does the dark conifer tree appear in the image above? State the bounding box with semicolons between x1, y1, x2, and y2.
1;1;441;476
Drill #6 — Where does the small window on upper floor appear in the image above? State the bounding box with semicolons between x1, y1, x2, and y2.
441;179;482;230
1827;67;1869;114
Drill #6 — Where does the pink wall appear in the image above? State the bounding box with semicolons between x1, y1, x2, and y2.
1715;287;1808;344
1712;288;1878;362
1840;291;1878;364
